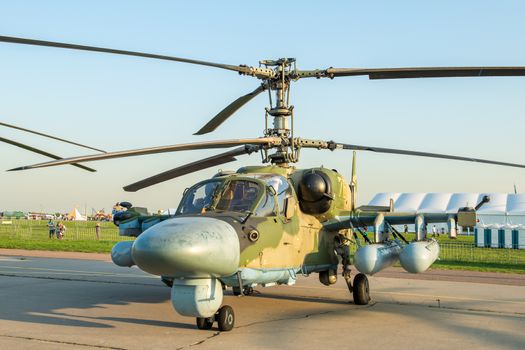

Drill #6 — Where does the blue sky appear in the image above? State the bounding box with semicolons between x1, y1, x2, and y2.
1;0;524;213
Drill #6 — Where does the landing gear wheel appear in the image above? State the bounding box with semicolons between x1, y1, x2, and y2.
232;286;242;296
216;305;235;331
196;317;214;330
353;273;370;305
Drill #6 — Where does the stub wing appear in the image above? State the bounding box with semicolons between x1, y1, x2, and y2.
323;208;476;232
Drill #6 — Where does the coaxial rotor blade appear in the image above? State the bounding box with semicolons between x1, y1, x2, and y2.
0;35;274;77
294;67;525;80
299;139;525;169
0;121;106;153
8;137;281;171
123;145;258;192
194;84;266;135
0;136;96;172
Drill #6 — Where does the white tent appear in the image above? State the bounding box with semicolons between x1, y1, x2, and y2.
418;193;452;214
68;208;87;221
368;192;525;227
161;208;178;216
507;194;525;215
394;193;426;213
368;192;400;207
446;193;480;213
476;193;507;215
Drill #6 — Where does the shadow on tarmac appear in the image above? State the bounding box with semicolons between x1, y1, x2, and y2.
0;274;172;329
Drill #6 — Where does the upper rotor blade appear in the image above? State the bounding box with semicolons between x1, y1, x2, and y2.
8;137;281;171
0;35;249;75
123;146;257;192
194;84;266;135
0;121;106;153
330;141;525;168
295;67;525;80
0;136;96;172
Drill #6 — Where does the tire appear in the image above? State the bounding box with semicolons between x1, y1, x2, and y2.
196;317;214;330
232;286;242;296
216;305;235;331
353;273;370;305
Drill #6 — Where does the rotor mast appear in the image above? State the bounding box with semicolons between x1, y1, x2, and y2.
260;58;297;165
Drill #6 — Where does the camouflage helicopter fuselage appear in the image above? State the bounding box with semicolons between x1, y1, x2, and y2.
116;164;353;290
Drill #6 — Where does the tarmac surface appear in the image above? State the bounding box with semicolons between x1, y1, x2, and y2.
0;251;524;350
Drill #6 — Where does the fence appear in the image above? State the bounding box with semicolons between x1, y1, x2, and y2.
437;242;524;265
0;219;128;241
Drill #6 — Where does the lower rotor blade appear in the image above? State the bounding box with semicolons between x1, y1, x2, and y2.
334;142;525;168
194;84;266;135
0;136;96;172
0;121;106;153
8;137;281;171
123;146;256;192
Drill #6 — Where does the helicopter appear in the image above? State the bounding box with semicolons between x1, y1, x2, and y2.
2;35;525;332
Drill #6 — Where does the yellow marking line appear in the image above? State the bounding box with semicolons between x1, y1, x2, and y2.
290;285;525;305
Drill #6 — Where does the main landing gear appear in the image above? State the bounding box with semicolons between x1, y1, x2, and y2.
335;235;371;305
342;270;370;305
352;273;370;305
196;305;235;331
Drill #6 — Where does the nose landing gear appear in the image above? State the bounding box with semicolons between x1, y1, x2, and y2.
196;305;235;331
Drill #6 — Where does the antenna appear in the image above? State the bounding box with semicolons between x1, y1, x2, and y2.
350;151;357;211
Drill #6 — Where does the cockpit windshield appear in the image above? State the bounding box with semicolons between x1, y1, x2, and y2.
177;179;263;215
176;175;289;216
176;179;222;215
215;180;261;212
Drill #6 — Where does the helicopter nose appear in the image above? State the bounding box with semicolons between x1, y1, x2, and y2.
131;217;240;277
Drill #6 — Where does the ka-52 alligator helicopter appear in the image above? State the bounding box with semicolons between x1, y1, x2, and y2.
2;35;525;332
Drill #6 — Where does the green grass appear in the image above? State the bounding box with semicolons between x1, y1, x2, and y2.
0;238;117;253
432;260;525;274
0;220;523;274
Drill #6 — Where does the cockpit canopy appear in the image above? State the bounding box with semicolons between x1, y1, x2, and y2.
176;174;292;217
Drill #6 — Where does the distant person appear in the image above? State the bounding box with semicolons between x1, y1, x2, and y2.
95;222;101;240
404;224;408;234
432;225;437;237
48;220;56;239
57;222;66;239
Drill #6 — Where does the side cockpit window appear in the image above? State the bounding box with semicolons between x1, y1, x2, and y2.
266;176;292;216
255;189;276;217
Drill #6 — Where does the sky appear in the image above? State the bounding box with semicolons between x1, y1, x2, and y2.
0;0;524;213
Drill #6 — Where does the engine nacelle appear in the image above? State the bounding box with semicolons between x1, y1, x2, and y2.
354;241;402;275
111;241;135;267
399;240;440;273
